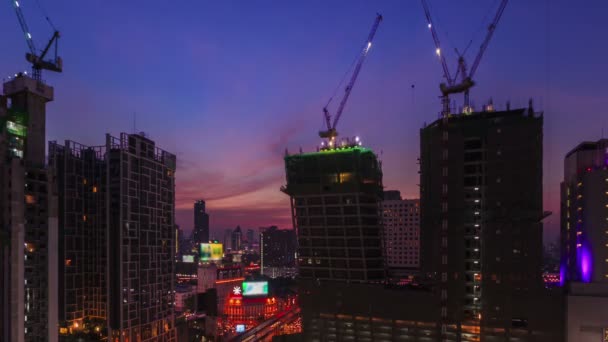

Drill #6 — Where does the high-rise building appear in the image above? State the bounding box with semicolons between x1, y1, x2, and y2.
260;226;297;276
420;106;555;339
51;133;177;341
381;191;420;273
193;200;210;245
231;226;242;252
282;145;384;282
223;228;232;251
0;74;58;342
48;140;106;332
560;139;608;284
106;133;176;341
246;228;254;249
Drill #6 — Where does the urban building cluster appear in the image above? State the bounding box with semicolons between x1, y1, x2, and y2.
0;1;606;341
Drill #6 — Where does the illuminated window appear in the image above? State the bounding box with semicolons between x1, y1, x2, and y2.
92;186;97;193
83;179;87;185
25;195;35;204
83;215;87;222
65;259;72;266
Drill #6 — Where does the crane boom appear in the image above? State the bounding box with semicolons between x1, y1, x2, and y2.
421;0;452;86
320;13;382;139
331;13;382;130
469;0;508;78
12;0;36;55
10;0;62;80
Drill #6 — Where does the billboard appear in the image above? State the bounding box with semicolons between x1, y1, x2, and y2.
182;255;195;263
200;243;223;262
242;281;268;297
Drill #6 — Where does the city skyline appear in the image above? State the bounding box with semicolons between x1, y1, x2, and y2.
1;1;607;238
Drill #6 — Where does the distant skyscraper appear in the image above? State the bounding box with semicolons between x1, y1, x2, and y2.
381;191;420;273
231;226;242;252
420;106;547;339
260;226;297;275
561;139;608;283
282;145;385;282
0;74;58;342
246;228;254;249
223;229;233;251
193;200;210;245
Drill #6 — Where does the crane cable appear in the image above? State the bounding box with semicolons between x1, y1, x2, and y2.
34;0;56;31
324;42;363;111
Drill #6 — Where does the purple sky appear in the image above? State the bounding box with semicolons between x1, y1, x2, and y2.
1;0;606;242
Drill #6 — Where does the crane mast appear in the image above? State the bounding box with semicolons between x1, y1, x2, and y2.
320;13;383;140
11;0;62;81
421;0;508;116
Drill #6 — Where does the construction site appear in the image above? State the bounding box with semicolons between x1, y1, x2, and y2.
0;0;589;341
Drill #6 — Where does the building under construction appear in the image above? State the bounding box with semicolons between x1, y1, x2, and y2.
282;145;385;282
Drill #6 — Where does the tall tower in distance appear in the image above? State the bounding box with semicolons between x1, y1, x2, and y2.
193;200;210;245
420;105;549;338
282;145;385;283
231;226;242;252
561;139;608;284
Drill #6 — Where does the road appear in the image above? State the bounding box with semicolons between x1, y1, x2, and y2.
230;306;301;342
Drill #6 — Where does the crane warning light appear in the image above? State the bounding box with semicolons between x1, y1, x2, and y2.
436;48;441;56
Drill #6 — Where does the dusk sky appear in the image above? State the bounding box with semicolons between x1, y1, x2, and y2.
1;0;606;241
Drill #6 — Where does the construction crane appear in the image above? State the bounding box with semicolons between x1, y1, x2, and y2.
11;0;62;81
319;13;383;141
421;0;508;116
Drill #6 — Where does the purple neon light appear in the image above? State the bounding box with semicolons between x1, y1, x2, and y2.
578;243;592;283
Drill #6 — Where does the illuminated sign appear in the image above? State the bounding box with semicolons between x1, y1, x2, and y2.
182;255;195;263
242;281;268;297
236;324;245;333
200;243;223;262
6;121;26;137
233;286;242;295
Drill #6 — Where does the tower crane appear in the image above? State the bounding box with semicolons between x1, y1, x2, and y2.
421;0;508;116
319;13;383;141
11;0;62;81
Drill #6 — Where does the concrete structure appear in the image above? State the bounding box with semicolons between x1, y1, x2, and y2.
174;285;196;313
561;139;608;283
0;74;58;342
106;133;177;342
381;191;420;273
566;282;608;341
192;200;210;245
420;107;560;340
197;264;218;294
282;145;384;282
49;140;107;331
50;133;177;341
260;226;297;276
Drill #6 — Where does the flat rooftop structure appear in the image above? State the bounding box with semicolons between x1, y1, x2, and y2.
283;146;383;196
282;145;385;282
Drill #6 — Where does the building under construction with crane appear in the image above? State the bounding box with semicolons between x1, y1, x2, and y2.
282;14;385;284
418;0;564;341
0;1;63;341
